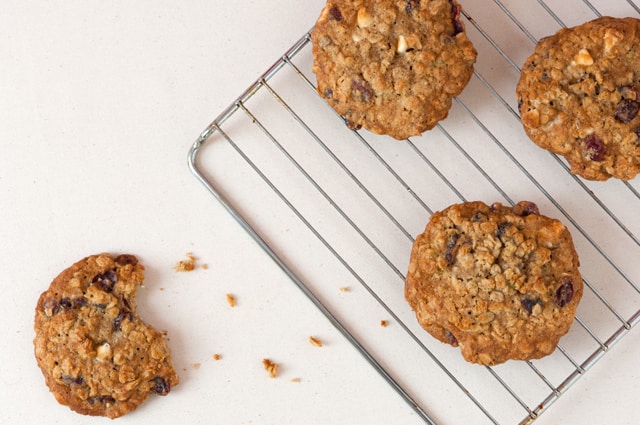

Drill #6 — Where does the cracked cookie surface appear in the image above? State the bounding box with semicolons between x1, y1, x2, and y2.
34;253;178;418
405;201;582;365
311;0;477;139
517;17;640;181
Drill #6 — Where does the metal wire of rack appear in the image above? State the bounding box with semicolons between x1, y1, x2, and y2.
188;1;640;423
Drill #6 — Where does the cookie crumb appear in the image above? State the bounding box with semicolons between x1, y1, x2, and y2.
309;336;323;347
202;263;209;270
291;377;301;383
339;286;350;292
192;363;201;370
226;293;236;307
175;252;196;272
380;320;388;327
213;354;221;361
262;358;278;378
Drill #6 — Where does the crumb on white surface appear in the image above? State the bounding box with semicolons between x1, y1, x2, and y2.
262;358;278;378
309;336;323;347
175;252;196;272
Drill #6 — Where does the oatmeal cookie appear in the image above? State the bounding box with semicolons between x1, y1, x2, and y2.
517;17;640;181
34;254;179;418
405;201;582;365
311;0;477;139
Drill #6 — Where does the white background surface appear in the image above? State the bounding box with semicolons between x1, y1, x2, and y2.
2;1;639;424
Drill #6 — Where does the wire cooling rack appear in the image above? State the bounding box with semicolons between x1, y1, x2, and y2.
188;1;640;423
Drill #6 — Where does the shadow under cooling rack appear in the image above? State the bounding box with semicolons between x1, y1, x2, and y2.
188;1;640;423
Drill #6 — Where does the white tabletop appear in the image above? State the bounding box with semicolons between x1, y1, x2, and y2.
2;1;639;424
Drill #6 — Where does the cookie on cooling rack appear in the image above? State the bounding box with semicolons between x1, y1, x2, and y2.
34;253;179;418
517;16;640;181
311;0;477;140
405;201;582;366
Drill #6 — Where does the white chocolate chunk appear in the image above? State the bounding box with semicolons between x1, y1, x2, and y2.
397;35;408;53
574;48;594;66
96;342;112;362
604;29;622;53
357;7;373;28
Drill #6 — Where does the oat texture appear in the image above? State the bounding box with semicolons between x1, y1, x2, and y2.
311;0;477;139
517;17;640;181
34;254;179;418
405;201;582;365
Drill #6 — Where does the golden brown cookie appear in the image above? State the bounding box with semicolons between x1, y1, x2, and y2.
517;17;640;181
34;254;179;418
405;201;582;365
311;0;477;139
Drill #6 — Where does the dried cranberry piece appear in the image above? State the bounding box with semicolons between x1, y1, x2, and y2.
88;395;116;405
346;120;362;130
444;330;458;346
352;80;372;103
582;134;606;162
522;203;539;216
42;297;60;315
555;277;575;307
73;296;88;308
615;98;640;123
59;298;73;310
471;211;488;222
92;270;117;292
449;1;464;35
444;233;460;265
61;375;84;385
328;6;342;21
405;0;420;15
520;297;542;315
496;222;510;239
45;297;78;315
115;254;138;266
514;201;539;217
113;309;133;331
151;377;171;395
